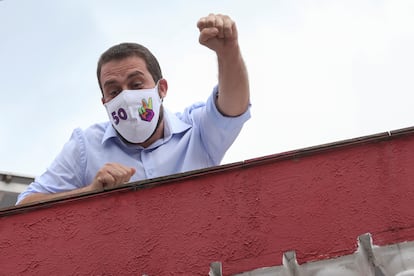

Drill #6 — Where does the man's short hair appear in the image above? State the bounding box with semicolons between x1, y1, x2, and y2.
97;43;163;92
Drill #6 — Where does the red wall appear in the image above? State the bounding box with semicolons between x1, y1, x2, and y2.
2;129;414;275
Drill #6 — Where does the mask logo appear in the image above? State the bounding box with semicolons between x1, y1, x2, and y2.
138;97;154;122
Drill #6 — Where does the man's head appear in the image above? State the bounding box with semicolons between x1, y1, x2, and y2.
98;42;168;147
97;43;163;94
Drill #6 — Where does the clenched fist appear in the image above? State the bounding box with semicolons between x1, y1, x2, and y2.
197;13;239;56
89;163;136;191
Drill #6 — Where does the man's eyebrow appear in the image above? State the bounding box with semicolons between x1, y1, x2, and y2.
127;71;144;80
103;79;117;88
103;71;144;88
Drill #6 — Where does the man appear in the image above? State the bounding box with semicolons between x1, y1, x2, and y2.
17;13;250;205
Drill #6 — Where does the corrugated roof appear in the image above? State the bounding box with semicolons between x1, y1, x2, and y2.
230;233;414;276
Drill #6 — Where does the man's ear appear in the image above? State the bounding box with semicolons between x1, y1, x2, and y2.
158;78;168;99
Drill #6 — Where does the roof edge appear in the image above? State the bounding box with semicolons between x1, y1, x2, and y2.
2;125;414;216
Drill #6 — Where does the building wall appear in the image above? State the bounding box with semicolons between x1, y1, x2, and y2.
0;172;33;209
1;129;414;275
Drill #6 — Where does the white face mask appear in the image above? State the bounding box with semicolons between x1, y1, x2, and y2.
104;85;162;143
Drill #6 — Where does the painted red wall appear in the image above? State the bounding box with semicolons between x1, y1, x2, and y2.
1;129;414;275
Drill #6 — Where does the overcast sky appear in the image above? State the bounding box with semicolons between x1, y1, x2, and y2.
1;0;414;177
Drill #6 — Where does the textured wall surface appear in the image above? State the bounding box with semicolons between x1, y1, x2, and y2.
1;129;414;275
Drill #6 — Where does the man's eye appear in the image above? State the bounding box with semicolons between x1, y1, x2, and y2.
109;90;121;97
132;83;142;89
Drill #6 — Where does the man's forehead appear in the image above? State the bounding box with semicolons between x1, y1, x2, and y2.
100;56;149;80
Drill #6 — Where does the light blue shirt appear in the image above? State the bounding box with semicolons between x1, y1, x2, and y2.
17;87;251;204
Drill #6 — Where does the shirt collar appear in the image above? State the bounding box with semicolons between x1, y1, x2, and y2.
101;121;119;144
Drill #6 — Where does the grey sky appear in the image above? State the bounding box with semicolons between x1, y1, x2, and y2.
1;0;414;176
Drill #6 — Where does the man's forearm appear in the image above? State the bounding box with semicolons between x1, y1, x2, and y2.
17;185;94;205
217;46;250;117
17;163;135;205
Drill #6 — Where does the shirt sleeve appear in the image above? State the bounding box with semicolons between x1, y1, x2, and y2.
16;128;87;204
197;85;251;164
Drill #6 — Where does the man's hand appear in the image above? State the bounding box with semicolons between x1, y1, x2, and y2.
197;13;239;56
89;163;136;191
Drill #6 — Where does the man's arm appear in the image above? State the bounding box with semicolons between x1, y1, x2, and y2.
17;185;95;205
17;163;136;205
197;13;250;117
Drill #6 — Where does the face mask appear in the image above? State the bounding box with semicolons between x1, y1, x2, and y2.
104;84;162;143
